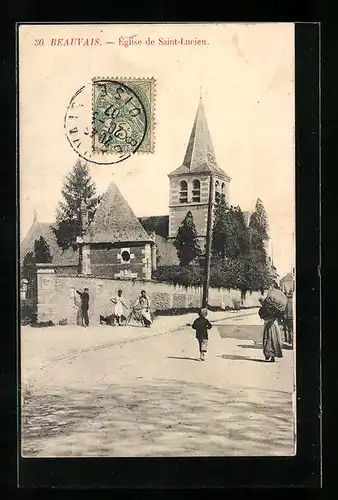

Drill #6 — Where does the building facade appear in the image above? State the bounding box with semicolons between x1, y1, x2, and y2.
81;182;156;280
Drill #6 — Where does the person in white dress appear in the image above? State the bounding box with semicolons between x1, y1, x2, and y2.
110;289;128;326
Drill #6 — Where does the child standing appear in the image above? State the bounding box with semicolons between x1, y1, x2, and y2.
192;308;212;361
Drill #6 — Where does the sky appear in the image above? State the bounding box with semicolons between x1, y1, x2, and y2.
19;23;295;278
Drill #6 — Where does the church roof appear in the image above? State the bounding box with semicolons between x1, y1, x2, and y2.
20;219;78;265
152;234;179;266
138;215;169;239
168;97;231;181
280;272;293;282
83;182;153;244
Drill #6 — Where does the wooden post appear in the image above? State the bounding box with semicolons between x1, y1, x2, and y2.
202;174;214;308
77;243;83;274
78;200;88;274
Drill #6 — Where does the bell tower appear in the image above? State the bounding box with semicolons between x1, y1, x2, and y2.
167;97;231;248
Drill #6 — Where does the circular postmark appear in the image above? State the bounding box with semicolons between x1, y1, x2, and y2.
64;79;148;165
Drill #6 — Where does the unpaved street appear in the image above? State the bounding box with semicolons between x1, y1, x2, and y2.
21;310;296;457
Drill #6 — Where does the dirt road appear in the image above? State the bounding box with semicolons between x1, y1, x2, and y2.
21;310;296;457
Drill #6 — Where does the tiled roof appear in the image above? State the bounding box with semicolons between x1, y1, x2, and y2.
83;182;153;244
153;234;179;266
20;220;78;266
280;273;293;282
168;98;231;181
138;215;169;239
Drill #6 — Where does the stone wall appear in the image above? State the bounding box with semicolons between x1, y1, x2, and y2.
36;267;262;325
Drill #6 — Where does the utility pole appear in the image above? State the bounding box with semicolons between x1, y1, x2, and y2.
77;200;87;274
202;174;214;308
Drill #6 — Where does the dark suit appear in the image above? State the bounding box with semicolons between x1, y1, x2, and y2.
76;290;89;326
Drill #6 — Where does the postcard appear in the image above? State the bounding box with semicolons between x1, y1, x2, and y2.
19;23;296;459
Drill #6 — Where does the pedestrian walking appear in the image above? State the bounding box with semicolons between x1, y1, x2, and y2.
192;308;212;361
76;287;90;327
258;281;285;362
110;289;128;326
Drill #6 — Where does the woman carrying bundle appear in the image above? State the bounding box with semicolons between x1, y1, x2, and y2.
259;281;286;363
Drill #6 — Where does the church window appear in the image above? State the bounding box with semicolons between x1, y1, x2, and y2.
215;181;221;204
221;182;226;201
179;180;188;203
192;179;201;202
121;250;131;262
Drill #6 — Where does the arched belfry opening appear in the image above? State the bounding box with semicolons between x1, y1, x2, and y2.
167;97;231;248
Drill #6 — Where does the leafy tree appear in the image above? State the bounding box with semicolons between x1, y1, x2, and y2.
212;199;249;260
242;250;273;293
22;236;52;280
52;159;101;251
249;198;269;255
174;211;201;267
34;236;52;263
209;257;248;291
153;265;203;287
21;251;35;280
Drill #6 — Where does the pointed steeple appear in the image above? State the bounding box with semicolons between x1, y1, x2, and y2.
168;97;231;180
182;97;218;171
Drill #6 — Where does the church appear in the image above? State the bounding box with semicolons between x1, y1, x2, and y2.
21;96;259;279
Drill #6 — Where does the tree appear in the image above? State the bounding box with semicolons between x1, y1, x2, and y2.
242;250;273;293
174;211;201;267
212;199;249;260
34;236;52;263
22;251;35;280
249;198;269;254
22;236;52;279
52;159;101;251
209;257;245;290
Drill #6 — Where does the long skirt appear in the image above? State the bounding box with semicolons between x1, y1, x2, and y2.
141;309;152;327
114;302;124;317
262;319;283;358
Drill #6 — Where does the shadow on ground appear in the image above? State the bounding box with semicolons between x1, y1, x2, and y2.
218;325;262;342
218;354;266;363
21;378;294;458
238;343;294;351
167;356;200;362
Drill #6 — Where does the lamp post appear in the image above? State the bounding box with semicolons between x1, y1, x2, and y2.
202;174;214;308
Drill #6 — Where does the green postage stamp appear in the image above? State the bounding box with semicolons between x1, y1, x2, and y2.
92;77;155;156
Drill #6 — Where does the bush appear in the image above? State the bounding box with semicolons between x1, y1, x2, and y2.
232;298;242;310
153;265;203;287
20;299;34;324
58;318;68;326
30;320;55;328
21;318;32;326
154;257;272;293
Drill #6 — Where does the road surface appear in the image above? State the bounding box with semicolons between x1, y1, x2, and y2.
21;309;296;457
